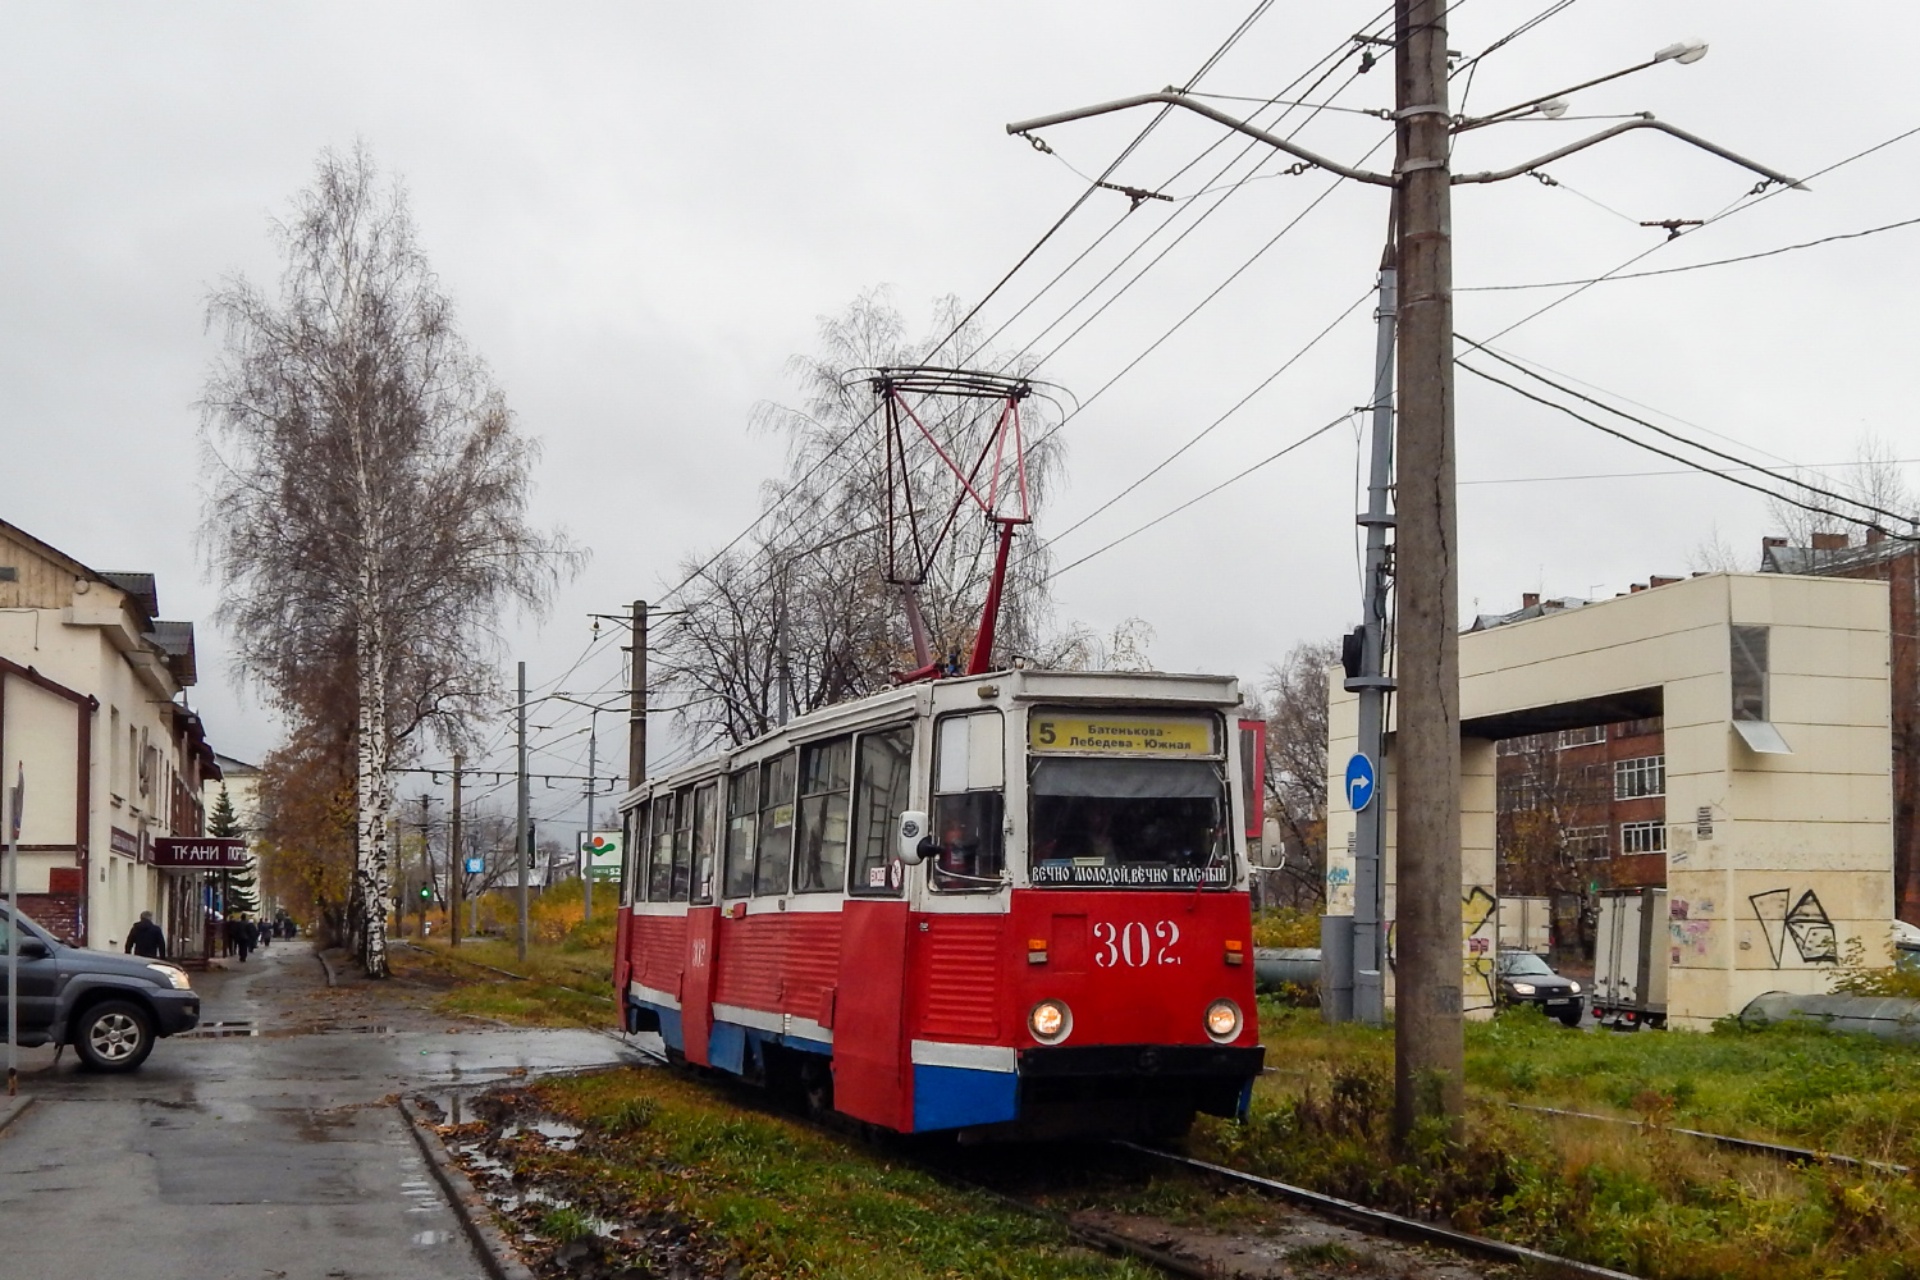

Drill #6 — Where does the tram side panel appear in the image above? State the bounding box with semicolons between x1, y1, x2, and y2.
907;912;1016;1131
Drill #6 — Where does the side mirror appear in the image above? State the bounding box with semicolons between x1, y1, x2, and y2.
897;810;932;864
17;939;48;960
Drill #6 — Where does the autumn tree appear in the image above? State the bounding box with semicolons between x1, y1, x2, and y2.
200;145;579;977
659;289;1076;747
1259;640;1339;908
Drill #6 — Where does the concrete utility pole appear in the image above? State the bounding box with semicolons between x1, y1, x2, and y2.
1004;15;1803;1145
1341;242;1399;1031
1391;0;1465;1137
628;602;648;789
516;660;529;963
449;752;463;947
583;714;597;925
417;793;433;938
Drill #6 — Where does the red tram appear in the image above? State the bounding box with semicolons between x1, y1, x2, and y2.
613;668;1264;1139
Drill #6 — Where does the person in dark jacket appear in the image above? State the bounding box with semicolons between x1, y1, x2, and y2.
229;915;254;963
124;911;167;959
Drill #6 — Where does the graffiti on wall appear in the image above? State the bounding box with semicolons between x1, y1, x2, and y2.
1748;888;1837;966
1463;886;1498;1010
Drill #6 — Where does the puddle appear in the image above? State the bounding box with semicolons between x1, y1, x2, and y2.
501;1117;583;1150
177;1020;397;1040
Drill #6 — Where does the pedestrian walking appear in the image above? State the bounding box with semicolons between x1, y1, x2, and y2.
230;915;254;963
124;911;167;959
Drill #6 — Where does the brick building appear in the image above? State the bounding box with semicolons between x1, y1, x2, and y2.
1760;531;1920;922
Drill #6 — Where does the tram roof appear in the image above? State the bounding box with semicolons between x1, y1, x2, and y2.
620;667;1241;807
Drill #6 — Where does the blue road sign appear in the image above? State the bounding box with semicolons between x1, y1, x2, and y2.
464;856;484;874
1345;753;1377;811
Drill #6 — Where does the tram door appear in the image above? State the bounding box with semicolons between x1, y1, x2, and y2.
830;724;917;1131
681;781;721;1065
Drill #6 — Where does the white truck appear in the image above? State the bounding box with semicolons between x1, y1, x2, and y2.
1592;887;1668;1030
1497;895;1552;955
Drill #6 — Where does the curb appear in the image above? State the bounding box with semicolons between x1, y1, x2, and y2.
0;1095;34;1139
314;946;337;988
397;1097;539;1280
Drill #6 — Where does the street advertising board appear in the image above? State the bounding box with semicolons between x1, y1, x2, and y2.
579;830;622;880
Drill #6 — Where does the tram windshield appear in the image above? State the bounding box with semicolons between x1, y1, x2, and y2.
1028;758;1230;889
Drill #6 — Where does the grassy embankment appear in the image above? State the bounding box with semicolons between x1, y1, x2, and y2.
424;896;1920;1276
471;1070;1158;1280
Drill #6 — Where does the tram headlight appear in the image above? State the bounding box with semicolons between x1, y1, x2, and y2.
1204;999;1242;1043
1028;999;1072;1044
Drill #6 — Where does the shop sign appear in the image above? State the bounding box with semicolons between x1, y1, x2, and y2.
151;837;248;869
110;827;140;859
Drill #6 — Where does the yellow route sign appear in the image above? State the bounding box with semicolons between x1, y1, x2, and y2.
1028;713;1215;756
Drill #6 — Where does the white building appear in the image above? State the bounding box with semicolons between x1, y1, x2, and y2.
0;517;222;956
1327;571;1894;1028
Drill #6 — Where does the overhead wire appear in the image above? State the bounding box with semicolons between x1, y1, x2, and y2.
1457;361;1913;536
1457;335;1915;526
1046;411;1353;581
1461;214;1920;291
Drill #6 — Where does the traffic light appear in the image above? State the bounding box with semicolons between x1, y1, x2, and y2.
419;884;432;900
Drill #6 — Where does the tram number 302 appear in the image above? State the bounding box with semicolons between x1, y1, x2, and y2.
1092;920;1180;968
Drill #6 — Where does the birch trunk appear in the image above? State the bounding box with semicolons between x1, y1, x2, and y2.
355;593;392;978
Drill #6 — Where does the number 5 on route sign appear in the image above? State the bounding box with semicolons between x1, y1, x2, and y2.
1345;753;1377;811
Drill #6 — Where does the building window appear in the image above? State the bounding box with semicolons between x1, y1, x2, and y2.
1557;725;1607;748
1614;755;1665;800
1563;825;1610;861
1732;625;1768;722
1620;821;1667;855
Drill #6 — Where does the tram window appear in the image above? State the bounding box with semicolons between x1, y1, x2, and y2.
754;752;798;896
623;804;645;906
1029;758;1229;889
670;784;694;902
849;725;913;897
646;791;675;902
723;766;758;899
931;713;1006;892
691;781;718;904
794;737;852;894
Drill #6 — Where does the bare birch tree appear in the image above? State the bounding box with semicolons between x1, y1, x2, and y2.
659;289;1078;747
1259;640;1338;908
200;145;579;977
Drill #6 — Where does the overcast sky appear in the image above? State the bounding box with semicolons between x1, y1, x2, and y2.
5;2;1913;834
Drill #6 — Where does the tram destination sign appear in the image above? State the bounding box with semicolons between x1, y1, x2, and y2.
1028;713;1214;756
150;837;248;869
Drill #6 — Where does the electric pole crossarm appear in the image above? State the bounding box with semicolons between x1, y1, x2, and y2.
1453;118;1808;190
1006;91;1397;187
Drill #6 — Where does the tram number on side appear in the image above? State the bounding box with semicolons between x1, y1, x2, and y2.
1092;920;1181;968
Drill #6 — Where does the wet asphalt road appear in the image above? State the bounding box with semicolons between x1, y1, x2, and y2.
0;940;651;1280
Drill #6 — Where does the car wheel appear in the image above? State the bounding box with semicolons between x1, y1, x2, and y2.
74;999;154;1072
1558;1006;1584;1028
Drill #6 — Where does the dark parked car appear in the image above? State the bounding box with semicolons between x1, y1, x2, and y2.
1495;950;1584;1026
0;905;200;1071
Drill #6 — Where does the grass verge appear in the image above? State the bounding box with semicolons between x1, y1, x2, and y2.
1194;1001;1920;1279
397;935;615;1029
469;1069;1158;1280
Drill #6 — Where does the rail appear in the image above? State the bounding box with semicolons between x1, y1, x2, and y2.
1115;1142;1643;1280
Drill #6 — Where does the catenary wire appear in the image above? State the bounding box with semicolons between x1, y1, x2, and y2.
1457;334;1915;525
1046;412;1352;580
1461;457;1920;486
1457;361;1913;537
1460;214;1920;291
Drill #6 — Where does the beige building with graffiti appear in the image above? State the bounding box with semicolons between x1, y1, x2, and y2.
1327;570;1894;1028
